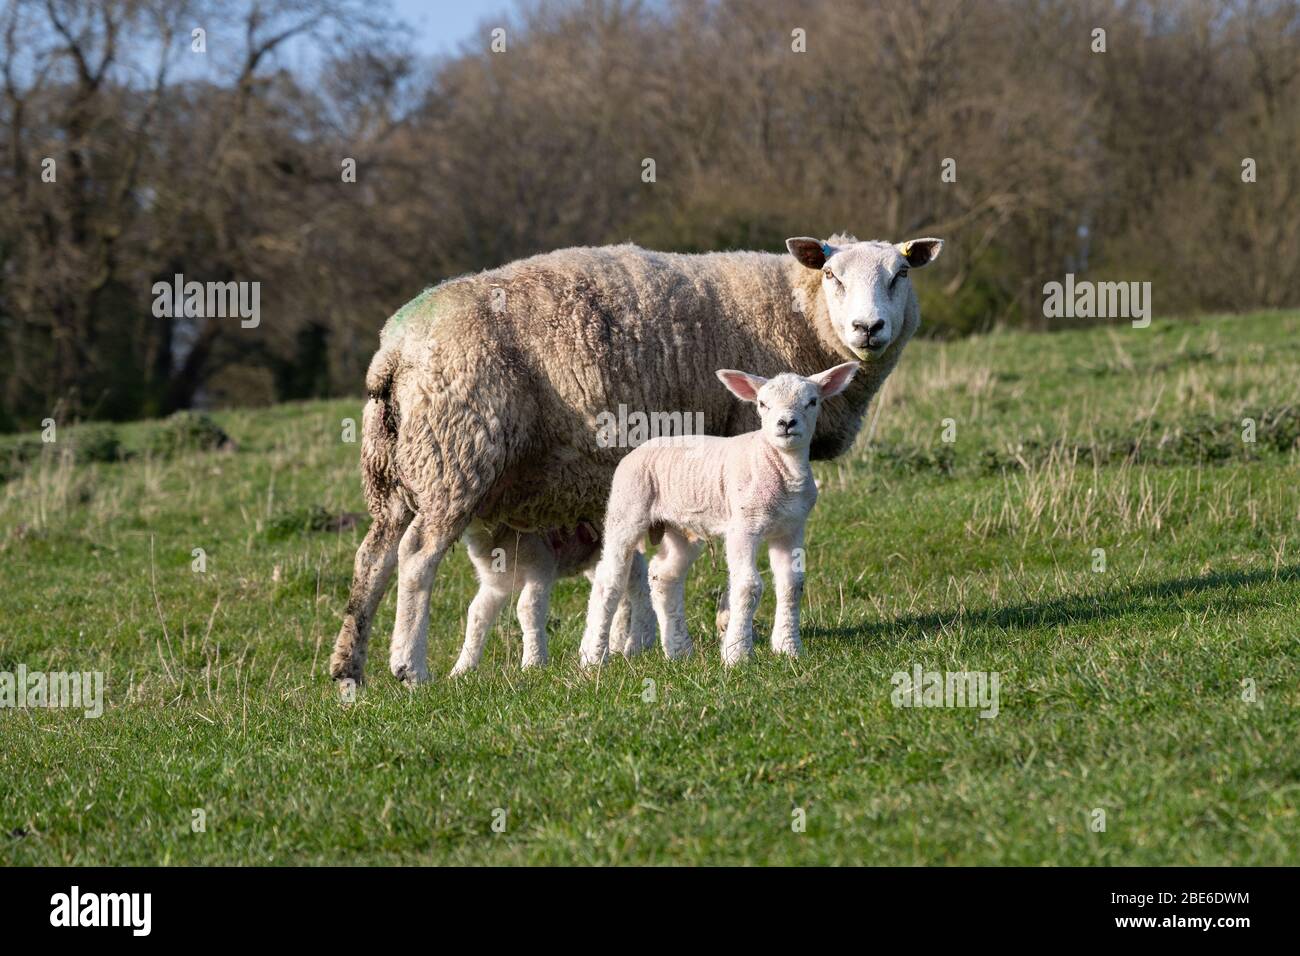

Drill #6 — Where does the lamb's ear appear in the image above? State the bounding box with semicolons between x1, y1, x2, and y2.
809;361;859;399
786;237;833;270
716;369;767;403
895;238;943;269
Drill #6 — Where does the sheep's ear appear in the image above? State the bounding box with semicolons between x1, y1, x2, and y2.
809;361;859;399
786;237;832;270
895;238;943;268
716;369;767;403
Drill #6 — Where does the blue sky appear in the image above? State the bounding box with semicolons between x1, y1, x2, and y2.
390;0;521;58
134;1;523;82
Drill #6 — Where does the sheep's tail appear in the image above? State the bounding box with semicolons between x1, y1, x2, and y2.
360;345;402;516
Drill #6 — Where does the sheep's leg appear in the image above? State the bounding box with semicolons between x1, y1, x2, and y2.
649;529;703;660
330;500;413;684
768;529;806;658
721;530;763;667
608;550;655;658
390;513;457;685
579;527;642;668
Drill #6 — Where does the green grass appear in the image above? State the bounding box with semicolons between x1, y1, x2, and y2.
3;311;1299;865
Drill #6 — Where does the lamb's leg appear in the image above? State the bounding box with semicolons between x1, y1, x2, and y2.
768;529;806;658
516;575;552;668
450;583;510;676
451;524;514;676
608;550;655;658
721;530;763;667
390;513;458;685
626;551;658;655
649;529;703;660
330;500;413;684
579;526;642;668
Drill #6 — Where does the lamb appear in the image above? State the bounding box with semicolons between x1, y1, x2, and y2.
579;362;859;667
449;520;655;675
329;234;942;686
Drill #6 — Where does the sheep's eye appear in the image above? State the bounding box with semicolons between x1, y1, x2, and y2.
758;401;768;410
807;398;817;408
893;268;909;286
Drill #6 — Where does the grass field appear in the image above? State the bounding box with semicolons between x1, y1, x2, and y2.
3;311;1299;865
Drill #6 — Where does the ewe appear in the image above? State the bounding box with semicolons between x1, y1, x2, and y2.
331;234;941;685
579;362;860;667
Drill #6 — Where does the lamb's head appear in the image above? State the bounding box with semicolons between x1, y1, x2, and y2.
786;234;943;359
716;362;859;453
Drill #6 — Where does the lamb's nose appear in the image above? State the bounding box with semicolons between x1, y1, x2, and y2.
777;418;795;433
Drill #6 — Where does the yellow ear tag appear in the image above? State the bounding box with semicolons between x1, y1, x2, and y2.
901;241;913;258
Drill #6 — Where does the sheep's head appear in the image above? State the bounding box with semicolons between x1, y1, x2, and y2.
716;362;859;453
786;234;943;359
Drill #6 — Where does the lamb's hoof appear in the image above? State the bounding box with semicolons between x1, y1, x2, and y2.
448;661;474;678
771;643;802;659
721;641;752;667
609;636;644;660
577;630;606;669
662;636;694;661
521;654;548;670
623;621;657;657
391;662;430;686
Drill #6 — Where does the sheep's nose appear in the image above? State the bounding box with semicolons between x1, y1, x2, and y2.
777;418;796;433
854;318;886;337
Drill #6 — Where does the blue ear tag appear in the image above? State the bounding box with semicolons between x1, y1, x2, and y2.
820;242;832;257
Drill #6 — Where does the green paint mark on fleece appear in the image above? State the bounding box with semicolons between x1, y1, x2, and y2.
387;286;438;329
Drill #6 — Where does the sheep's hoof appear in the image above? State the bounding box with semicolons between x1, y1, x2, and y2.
448;661;474;678
391;662;430;686
521;654;548;669
329;651;365;684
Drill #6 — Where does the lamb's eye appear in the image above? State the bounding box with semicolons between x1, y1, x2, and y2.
758;401;768;410
807;398;817;408
893;268;910;286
